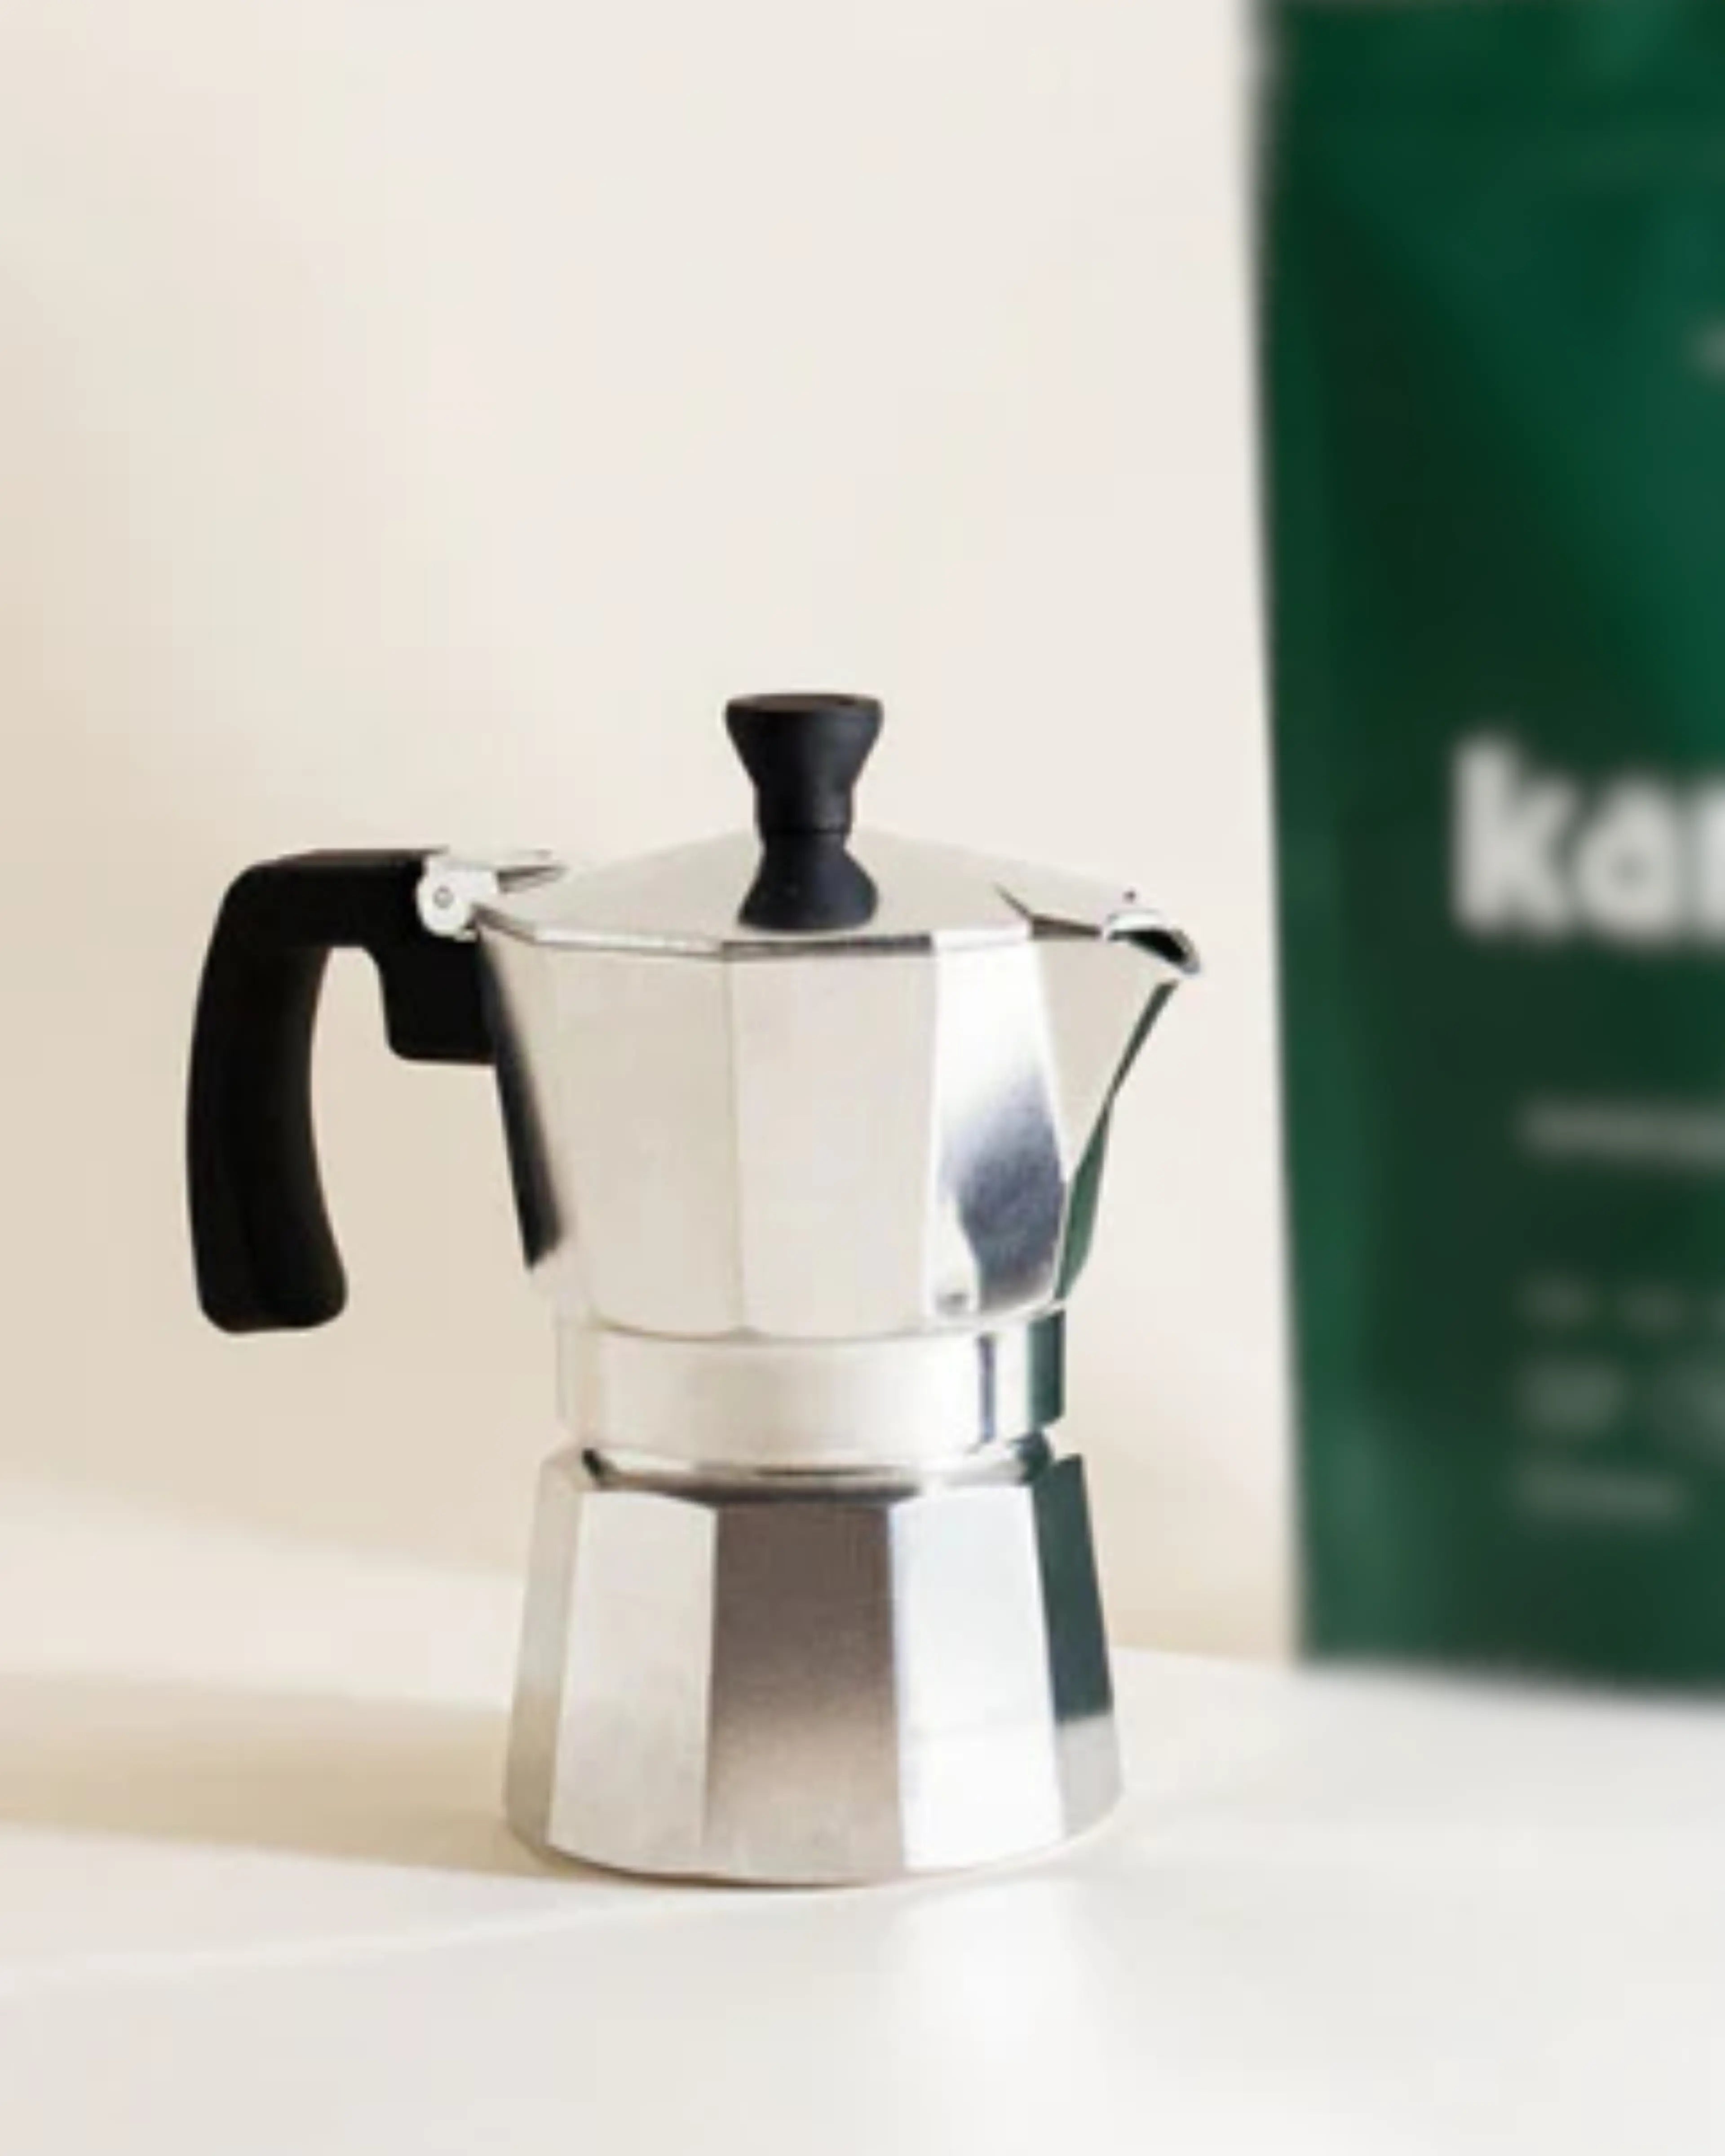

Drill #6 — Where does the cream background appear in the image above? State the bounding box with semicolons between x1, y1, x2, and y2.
0;1;1283;1654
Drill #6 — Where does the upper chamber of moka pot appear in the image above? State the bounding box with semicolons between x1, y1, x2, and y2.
457;695;1198;1475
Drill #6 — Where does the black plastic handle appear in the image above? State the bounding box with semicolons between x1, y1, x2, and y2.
187;851;492;1334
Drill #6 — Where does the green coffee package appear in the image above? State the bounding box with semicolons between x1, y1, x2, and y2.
1261;0;1725;1679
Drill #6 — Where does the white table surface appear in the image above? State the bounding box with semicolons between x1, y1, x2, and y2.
3;1477;1723;2155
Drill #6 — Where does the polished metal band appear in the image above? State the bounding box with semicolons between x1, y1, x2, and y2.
561;1312;1066;1475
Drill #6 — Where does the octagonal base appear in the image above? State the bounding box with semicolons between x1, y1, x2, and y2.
505;1445;1119;1884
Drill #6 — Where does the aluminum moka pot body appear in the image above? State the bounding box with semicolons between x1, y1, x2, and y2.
187;695;1196;1883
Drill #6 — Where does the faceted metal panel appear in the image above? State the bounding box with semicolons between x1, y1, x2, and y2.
473;827;1194;965
505;1447;1121;1884
475;831;1041;955
1037;934;1177;1178
727;951;938;1337
481;931;579;1293
507;1469;719;1864
489;945;745;1332
479;900;1192;1343
929;942;1067;1319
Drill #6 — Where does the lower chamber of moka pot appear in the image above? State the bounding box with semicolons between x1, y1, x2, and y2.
504;1438;1121;1886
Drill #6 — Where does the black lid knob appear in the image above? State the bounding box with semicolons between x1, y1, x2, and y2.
725;694;882;839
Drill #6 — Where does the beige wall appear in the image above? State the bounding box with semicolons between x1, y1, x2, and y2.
0;0;1285;1654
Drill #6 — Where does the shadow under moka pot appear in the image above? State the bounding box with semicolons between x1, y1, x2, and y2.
187;695;1197;1883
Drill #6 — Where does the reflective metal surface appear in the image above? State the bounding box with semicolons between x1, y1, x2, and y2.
425;720;1193;1883
506;1444;1119;1884
477;849;1194;1349
561;1314;1065;1473
469;828;1195;962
